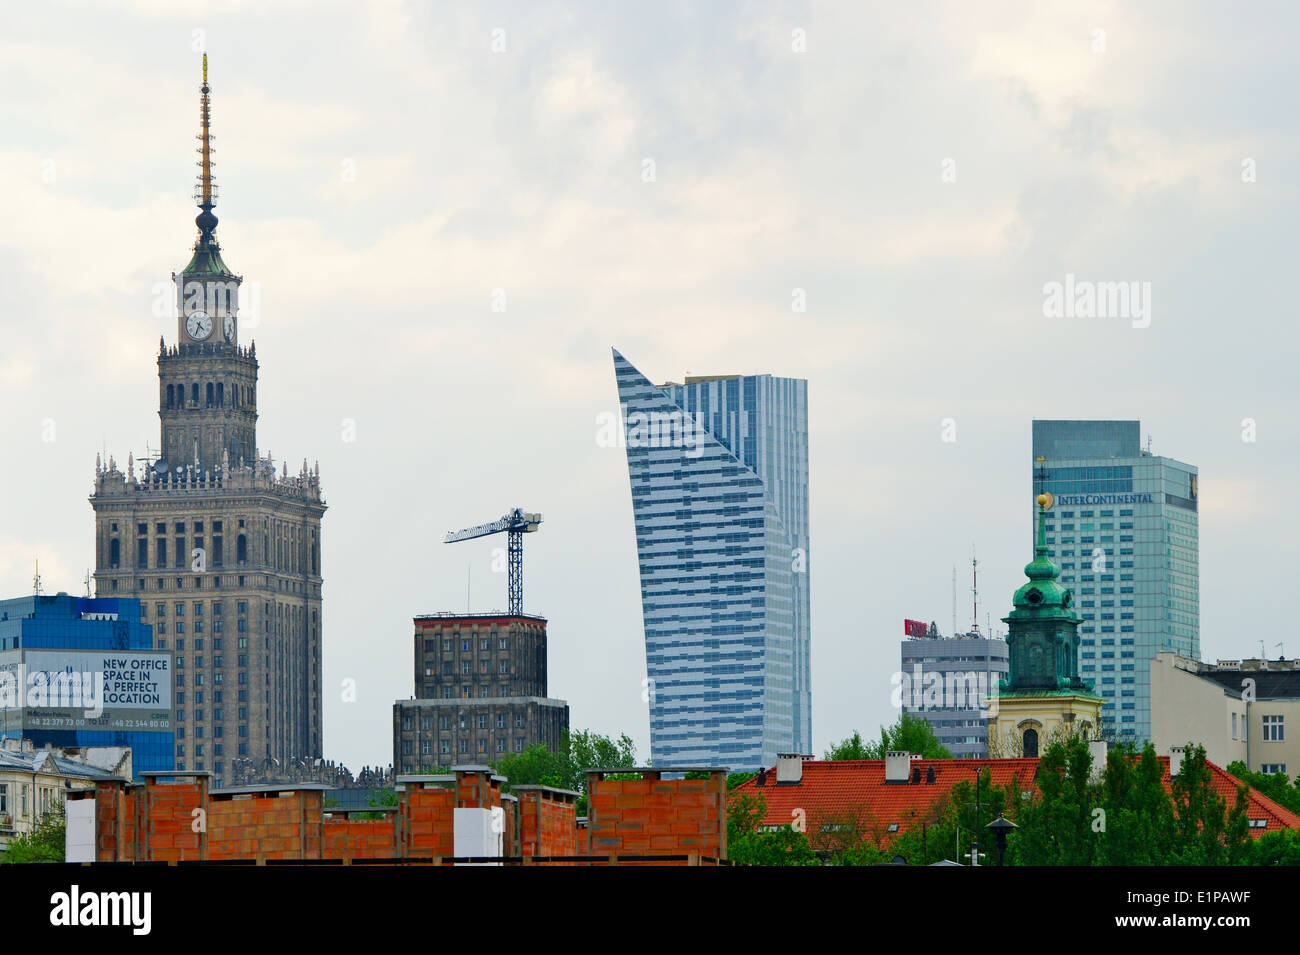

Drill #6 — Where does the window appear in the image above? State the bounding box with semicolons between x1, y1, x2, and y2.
1263;715;1284;742
477;714;487;729
1261;764;1287;775
480;638;489;651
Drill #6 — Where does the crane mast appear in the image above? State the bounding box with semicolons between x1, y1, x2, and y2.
444;507;543;615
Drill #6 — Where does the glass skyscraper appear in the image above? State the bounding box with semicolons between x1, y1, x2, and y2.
613;350;810;770
0;594;175;776
1032;420;1199;744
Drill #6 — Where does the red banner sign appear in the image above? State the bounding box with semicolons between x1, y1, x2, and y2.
904;619;928;638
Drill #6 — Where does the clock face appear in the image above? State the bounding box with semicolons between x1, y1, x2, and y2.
186;310;213;340
224;315;235;342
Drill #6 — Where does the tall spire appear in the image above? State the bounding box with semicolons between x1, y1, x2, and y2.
194;52;219;249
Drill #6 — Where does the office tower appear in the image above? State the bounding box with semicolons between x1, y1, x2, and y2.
900;622;1008;758
613;349;810;770
1031;420;1199;744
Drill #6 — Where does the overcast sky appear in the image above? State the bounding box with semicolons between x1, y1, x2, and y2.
2;1;1298;772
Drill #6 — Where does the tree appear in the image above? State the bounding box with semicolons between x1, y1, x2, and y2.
1;802;66;864
826;714;952;760
726;792;816;866
1225;761;1300;816
1168;743;1249;865
492;729;638;815
890;768;1021;865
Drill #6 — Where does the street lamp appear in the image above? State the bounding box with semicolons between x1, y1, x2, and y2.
985;813;1019;866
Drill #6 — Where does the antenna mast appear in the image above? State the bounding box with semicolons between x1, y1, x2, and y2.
951;565;957;637
33;559;42;596
971;546;980;634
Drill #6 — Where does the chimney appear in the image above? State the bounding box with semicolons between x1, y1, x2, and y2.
776;753;805;784
1169;746;1185;778
1088;740;1108;782
885;751;914;783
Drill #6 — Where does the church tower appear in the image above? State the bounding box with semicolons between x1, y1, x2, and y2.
988;493;1104;757
90;56;326;785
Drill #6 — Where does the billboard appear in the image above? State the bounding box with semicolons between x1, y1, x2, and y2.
0;649;173;733
904;619;929;638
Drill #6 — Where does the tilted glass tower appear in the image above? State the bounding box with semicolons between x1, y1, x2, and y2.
613;350;810;770
1031;420;1199;746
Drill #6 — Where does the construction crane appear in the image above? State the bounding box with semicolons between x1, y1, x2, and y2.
444;508;543;615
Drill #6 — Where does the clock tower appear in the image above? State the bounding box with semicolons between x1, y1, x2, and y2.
91;56;326;784
160;53;257;474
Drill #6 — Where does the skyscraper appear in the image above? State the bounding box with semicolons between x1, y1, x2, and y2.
89;57;325;784
612;350;810;770
1031;420;1199;745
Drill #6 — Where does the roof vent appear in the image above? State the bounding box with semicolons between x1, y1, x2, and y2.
1169;745;1185;778
926;766;936;785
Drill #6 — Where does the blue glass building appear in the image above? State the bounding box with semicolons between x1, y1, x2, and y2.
0;594;175;776
1031;420;1199;745
613;350;810;770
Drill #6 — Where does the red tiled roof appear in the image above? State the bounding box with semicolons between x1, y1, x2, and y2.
732;756;1299;841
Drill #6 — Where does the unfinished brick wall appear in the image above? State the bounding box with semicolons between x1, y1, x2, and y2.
585;770;727;863
514;785;579;860
396;779;456;857
207;789;325;860
79;765;729;864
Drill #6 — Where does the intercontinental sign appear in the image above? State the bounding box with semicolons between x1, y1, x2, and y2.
1052;492;1154;506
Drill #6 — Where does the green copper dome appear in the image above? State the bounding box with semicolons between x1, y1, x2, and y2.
1000;494;1094;694
1004;498;1080;625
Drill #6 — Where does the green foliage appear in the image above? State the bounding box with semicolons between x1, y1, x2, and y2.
492;728;637;815
823;730;871;760
367;788;401;808
890;768;1020;865
1011;739;1252;866
726;793;816;866
683;770;755;790
727;771;757;791
1;802;66;864
1243;828;1300;865
1226;761;1300;815
826;714;953;761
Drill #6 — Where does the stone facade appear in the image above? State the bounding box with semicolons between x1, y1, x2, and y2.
392;615;569;773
